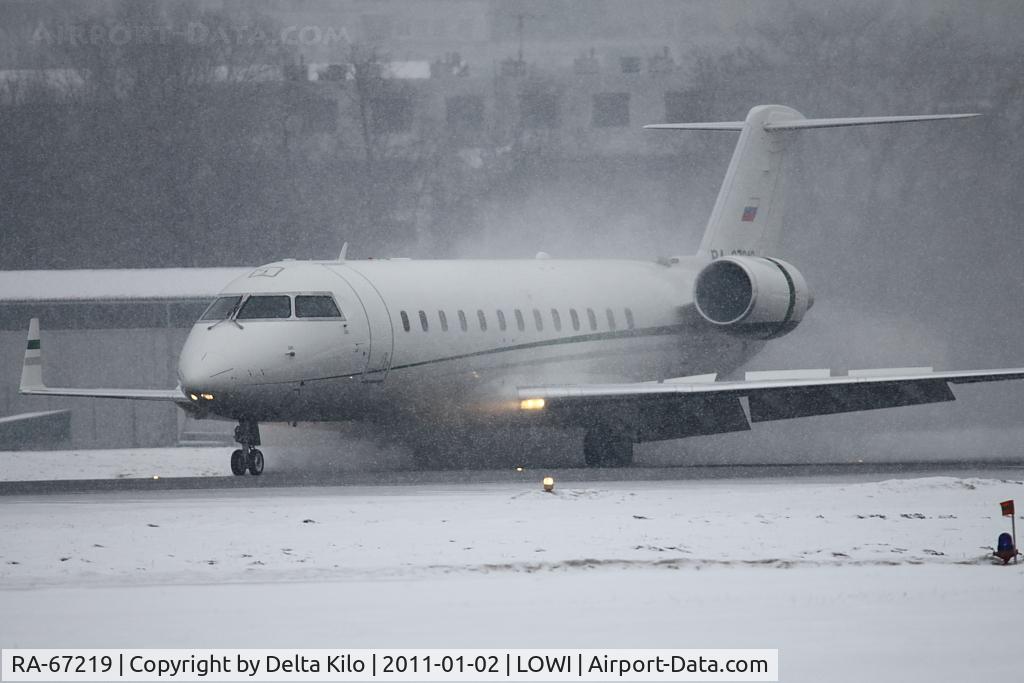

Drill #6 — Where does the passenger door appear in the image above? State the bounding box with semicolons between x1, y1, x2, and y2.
329;268;394;382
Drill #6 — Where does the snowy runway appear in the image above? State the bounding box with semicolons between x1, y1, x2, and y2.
2;474;1022;680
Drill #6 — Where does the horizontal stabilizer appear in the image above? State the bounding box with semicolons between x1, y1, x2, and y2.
644;113;978;134
643;122;745;131
763;113;979;131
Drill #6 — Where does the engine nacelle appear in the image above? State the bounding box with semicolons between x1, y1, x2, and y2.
693;256;813;339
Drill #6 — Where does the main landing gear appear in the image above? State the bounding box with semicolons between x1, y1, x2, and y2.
583;426;634;468
230;419;264;476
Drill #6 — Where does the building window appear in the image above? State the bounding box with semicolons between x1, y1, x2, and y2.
533;309;544;331
458;310;468;332
569;308;580;331
515;309;525;332
606;308;617;330
592;93;630;128
477;309;487;331
665;91;689;123
446;95;484;132
521;90;560;129
551;308;562;332
496;310;507;331
419;310;429;331
587;308;598;331
624;307;635;330
400;310;410;332
439;310;448;331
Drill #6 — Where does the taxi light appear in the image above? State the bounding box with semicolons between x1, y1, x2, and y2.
542;476;555;493
200;393;214;401
520;398;546;411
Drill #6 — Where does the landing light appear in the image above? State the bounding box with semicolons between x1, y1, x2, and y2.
542;476;555;493
189;393;199;401
520;398;545;411
200;393;215;401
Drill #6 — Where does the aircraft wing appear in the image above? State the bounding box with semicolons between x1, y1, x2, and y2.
19;318;189;405
517;367;1024;442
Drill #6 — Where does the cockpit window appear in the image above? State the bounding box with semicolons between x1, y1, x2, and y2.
200;296;242;321
295;295;344;319
236;295;292;320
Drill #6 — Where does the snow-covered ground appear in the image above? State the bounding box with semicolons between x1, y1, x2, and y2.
0;447;227;481
2;473;1023;681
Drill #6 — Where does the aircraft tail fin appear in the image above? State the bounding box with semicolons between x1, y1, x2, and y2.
20;317;42;391
645;106;978;259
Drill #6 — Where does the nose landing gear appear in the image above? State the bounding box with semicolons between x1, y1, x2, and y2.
230;419;264;476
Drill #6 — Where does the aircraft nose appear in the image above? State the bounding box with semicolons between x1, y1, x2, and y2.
177;345;234;394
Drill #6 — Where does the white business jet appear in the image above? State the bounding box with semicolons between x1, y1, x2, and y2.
20;105;1024;475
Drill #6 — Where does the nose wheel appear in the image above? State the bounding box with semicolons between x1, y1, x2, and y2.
230;420;263;476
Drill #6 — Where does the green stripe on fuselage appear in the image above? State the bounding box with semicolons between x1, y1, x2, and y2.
27;339;40;350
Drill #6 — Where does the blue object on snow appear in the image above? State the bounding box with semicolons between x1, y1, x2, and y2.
997;532;1015;553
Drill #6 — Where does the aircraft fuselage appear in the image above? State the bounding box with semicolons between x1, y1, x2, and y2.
177;257;757;425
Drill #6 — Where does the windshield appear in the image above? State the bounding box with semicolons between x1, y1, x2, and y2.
295;295;344;319
199;296;242;321
236;295;292;320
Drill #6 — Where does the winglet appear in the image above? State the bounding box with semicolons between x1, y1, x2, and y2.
20;318;44;392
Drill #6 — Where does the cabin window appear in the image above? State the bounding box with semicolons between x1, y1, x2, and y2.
551;308;562;331
533;309;544;331
200;296;242;321
515;309;525;332
400;310;410;332
438;310;448;331
569;308;580;331
606;308;617;330
477;309;488;331
587;308;598;331
496;310;507;331
236;295;291;320
295;295;343;319
625;307;635;330
419;310;429;331
458;310;468;332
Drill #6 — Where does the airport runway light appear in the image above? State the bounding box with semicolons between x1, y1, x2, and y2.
542;476;555;492
520;398;545;411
